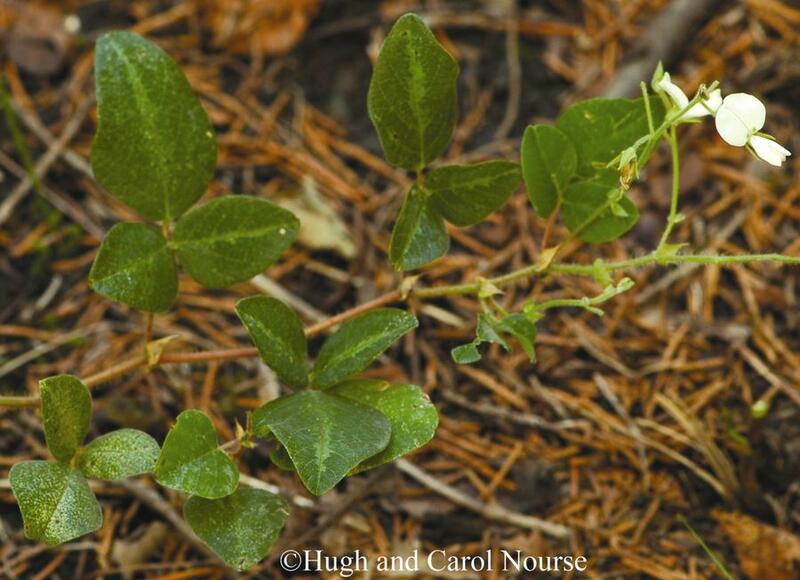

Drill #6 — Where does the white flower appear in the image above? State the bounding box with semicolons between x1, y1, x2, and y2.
715;93;791;166
656;73;721;120
750;136;792;167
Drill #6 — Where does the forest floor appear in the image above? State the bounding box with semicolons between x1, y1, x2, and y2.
2;0;800;578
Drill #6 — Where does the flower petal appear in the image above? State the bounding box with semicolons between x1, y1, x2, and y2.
656;73;689;110
751;135;792;167
715;93;767;147
724;93;766;131
704;89;723;114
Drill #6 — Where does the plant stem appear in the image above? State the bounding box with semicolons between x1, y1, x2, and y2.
656;125;681;251
1;247;798;408
0;395;39;408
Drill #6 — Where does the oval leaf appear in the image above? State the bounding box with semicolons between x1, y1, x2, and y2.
521;125;577;217
184;488;289;571
367;13;459;171
155;410;239;499
253;391;391;495
312;308;418;389
389;186;449;271
77;429;160;481
10;461;102;546
91;31;217;221
555;96;664;176
173;196;299;288
562;170;639;244
89;222;178;313
330;380;438;471
426;160;520;226
235;296;308;389
40;375;91;462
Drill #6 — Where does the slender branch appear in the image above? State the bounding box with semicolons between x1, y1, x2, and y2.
1;247;798;409
0;395;39;408
656;125;681;251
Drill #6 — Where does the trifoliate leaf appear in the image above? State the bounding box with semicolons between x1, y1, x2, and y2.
561;169;639;243
330;380;438;471
10;461;102;546
521;124;577;217
184;488;289;571
556;97;664;176
91;31;217;221
39;375;91;462
235;296;308;389
426;160;520;226
172;196;299;288
89;222;178;313
155;410;239;499
77;429;160;480
367;13;459;171
312;308;418;390
389;185;449;271
252;391;391;495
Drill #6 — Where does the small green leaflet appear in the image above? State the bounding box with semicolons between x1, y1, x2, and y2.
77;429;160;481
451;313;537;364
91;31;217;221
253;391;391;495
10;461;102;546
172;196;299;289
89;222;178;313
184;488;289;571
496;314;537;362
555;96;664;176
521;125;577;217
389;186;449;271
561;169;639;244
235;296;308;389
368;13;459;171
40;375;91;462
312;308;418;389
451;343;481;364
426;160;520;226
155;410;239;499
330;380;438;471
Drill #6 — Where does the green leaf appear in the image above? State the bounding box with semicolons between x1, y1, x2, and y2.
497;314;537;362
77;429;160;481
389;186;449;271
312;308;418;390
89;222;178;312
555;97;664;176
561;170;639;244
10;461;102;546
235;296;308;389
269;445;295;472
476;314;509;350
91;31;217;221
367;13;459;171
172;196;299;288
39;375;91;462
451;343;481;364
520;125;577;217
253;391;391;495
330;380;438;471
155;410;239;499
426;160;520;226
184;488;289;571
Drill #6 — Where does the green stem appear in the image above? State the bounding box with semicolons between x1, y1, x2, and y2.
656;125;681;251
0;395;39;408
